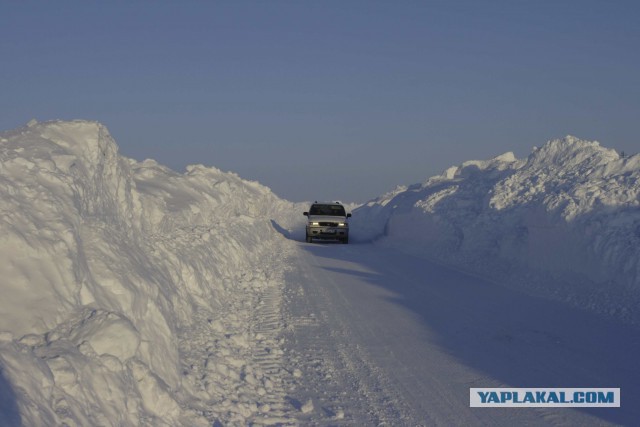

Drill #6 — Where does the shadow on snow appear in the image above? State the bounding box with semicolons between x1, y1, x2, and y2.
0;365;22;426
300;242;640;426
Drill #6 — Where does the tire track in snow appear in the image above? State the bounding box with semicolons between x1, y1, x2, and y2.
282;243;416;426
283;241;638;426
249;270;297;426
175;239;300;426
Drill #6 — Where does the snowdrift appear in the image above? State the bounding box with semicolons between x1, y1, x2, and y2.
0;120;303;426
353;136;640;324
2;119;638;425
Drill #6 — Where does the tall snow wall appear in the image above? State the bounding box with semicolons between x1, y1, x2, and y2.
352;136;640;324
0;120;300;426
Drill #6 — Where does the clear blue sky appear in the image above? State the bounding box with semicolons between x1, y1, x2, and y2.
2;1;639;202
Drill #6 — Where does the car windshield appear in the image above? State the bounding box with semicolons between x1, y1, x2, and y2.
309;204;346;216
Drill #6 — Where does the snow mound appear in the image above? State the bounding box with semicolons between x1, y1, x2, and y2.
353;136;640;324
0;120;302;426
2;121;637;423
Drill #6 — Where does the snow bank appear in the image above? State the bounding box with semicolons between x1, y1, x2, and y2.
0;120;302;426
2;120;637;424
353;136;640;324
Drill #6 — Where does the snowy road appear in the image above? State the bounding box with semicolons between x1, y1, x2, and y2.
282;241;640;426
3;121;639;426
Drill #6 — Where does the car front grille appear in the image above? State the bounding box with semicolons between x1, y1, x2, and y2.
319;222;338;226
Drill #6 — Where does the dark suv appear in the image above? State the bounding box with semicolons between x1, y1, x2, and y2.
303;202;351;244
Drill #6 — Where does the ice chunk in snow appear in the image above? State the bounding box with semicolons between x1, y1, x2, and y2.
72;312;140;361
301;399;314;413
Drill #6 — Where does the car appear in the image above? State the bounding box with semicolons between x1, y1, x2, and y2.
303;202;352;244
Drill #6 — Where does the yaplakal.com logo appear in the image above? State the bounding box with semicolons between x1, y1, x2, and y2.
470;388;620;407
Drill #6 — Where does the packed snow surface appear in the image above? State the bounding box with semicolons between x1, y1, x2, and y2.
1;120;638;426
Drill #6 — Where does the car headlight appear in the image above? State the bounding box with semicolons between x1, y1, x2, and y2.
311;222;319;226
338;222;348;227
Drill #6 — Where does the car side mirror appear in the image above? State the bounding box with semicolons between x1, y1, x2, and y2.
347;213;352;218
303;212;309;216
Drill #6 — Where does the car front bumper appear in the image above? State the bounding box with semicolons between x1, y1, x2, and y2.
306;225;349;240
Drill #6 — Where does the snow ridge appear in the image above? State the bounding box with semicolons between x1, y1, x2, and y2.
353;136;640;324
2;121;638;425
0;120;302;426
